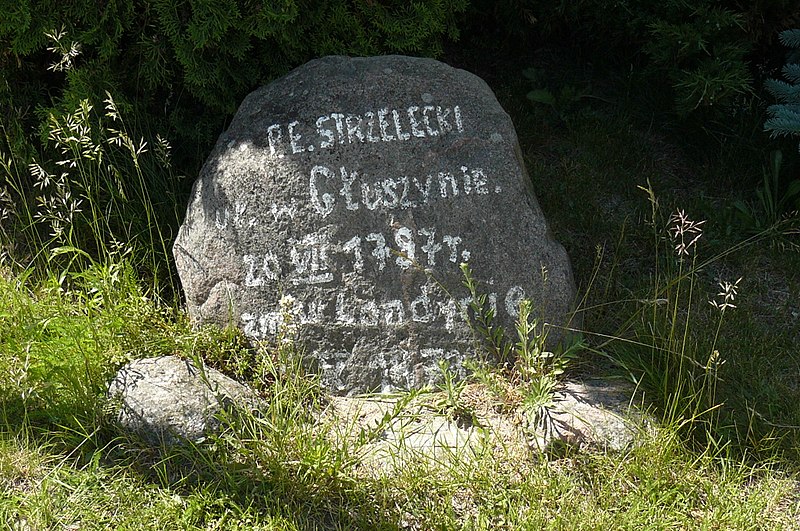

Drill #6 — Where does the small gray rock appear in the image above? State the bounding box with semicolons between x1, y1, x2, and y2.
174;55;577;395
108;356;256;445
526;379;649;452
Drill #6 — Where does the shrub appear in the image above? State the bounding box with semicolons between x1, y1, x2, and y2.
764;29;800;150
470;0;800;122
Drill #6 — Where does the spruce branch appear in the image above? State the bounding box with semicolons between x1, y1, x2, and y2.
779;29;800;49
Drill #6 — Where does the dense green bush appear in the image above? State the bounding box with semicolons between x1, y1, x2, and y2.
471;0;800;120
2;0;468;145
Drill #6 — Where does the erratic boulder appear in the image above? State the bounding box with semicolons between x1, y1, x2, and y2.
108;356;256;445
174;55;577;395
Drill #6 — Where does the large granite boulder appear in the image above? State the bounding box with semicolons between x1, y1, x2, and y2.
174;55;576;395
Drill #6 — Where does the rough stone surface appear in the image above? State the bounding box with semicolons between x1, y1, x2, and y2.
325;394;488;474
524;379;650;452
108;356;256;445
174;55;577;395
322;379;650;475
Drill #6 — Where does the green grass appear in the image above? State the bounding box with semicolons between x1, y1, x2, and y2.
493;58;800;460
1;365;798;529
1;44;800;529
0;258;798;529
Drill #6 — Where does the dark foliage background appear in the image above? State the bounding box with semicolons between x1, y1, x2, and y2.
2;0;799;283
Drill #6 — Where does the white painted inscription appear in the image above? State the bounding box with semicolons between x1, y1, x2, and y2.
239;281;525;340
236;225;473;286
286;231;335;285
215;97;530;393
308;164;500;219
266;103;465;159
213;165;501;230
243;252;280;286
318;346;469;394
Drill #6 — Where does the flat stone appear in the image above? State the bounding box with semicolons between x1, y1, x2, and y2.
108;356;257;445
174;55;577;395
524;379;650;452
323;395;488;476
322;378;650;475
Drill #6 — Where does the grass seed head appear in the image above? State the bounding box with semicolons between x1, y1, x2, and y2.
668;209;706;256
709;277;742;312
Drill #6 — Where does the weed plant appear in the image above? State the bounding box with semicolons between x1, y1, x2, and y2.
730;150;800;251
459;262;581;430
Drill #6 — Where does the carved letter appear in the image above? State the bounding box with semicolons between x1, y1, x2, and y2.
361;182;382;210
243;252;280;286
241;312;259;338
460;166;472;194
436;106;452;133
382;300;405;325
366;232;389;270
422;106;438;136
438;171;458;198
364;111;379;142
505;286;526;317
472;168;488;195
378;108;395;141
407;106;425;138
442;235;462;263
339;166;360;211
346;114;364;143
410;285;433;323
330;113;346;144
360;300;380;326
381;178;399;208
289;232;334;285
288;121;305;154
412;175;433;205
399;176;415;209
454;105;464;132
437;299;459;331
342;235;363;273
267;124;283;157
393;109;411;140
335;292;356;324
419;228;442;266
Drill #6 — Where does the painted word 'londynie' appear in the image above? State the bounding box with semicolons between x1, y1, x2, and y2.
264;104;464;158
240;281;527;339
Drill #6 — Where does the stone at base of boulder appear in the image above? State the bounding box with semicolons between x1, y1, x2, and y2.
322;378;651;476
523;379;652;453
108;355;257;445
